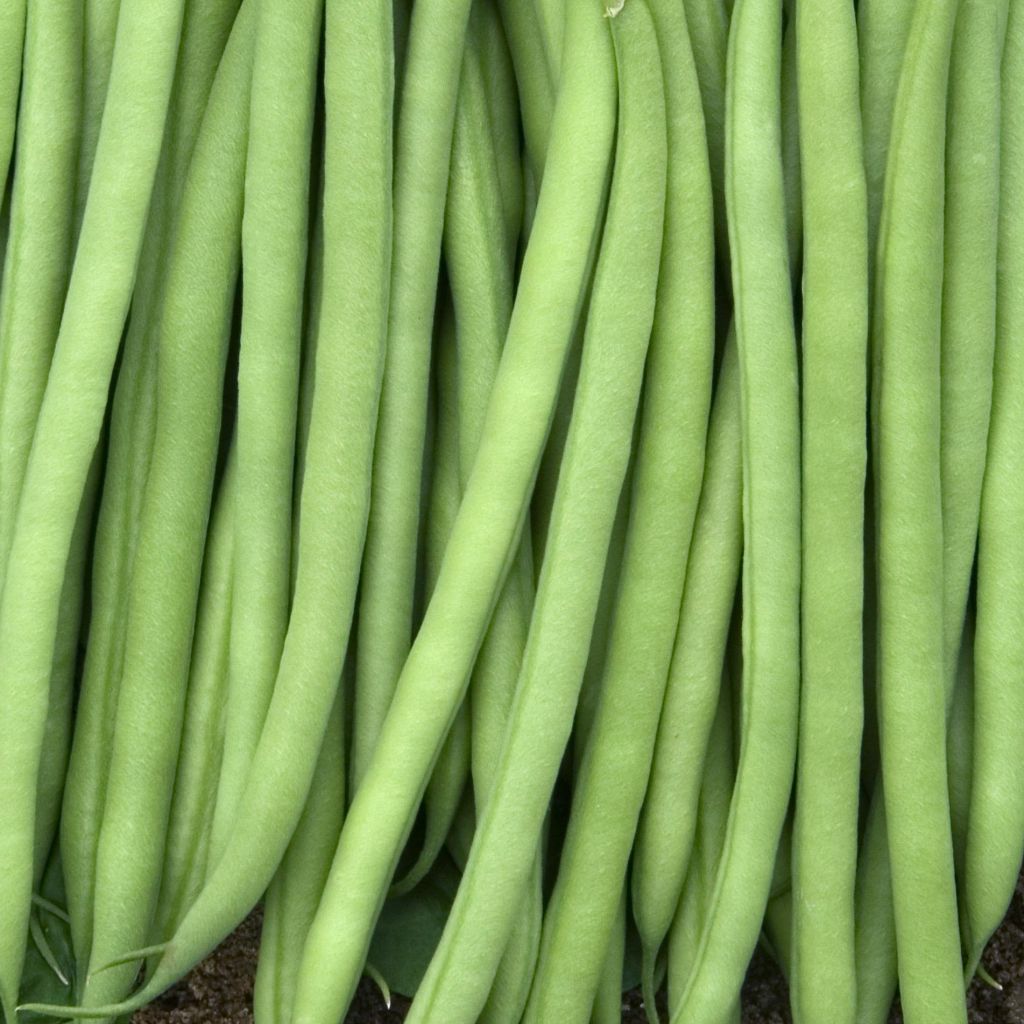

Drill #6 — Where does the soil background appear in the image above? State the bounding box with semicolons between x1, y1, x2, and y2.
133;873;1024;1023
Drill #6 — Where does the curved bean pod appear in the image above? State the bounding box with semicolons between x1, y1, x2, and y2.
790;0;868;1020
874;0;964;1018
632;328;742;994
670;0;801;1015
964;0;1024;978
525;0;712;1015
288;3;617;1020
209;0;323;865
81;8;255;1010
0;0;185;1013
351;0;475;793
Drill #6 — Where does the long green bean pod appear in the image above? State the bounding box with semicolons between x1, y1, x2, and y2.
22;3;397;1013
525;0;712;1017
60;0;241;973
632;328;742;998
253;687;346;1024
670;0;801;1016
0;0;81;577
0;0;84;891
153;449;237;942
964;0;1024;979
352;0;475;793
81;8;255;1012
667;668;738;1023
789;0;868;1021
874;0;964;1018
399;4;663;1020
283;3;616;1020
940;0;1009;896
74;0;121;223
0;1;23;206
0;0;185;1014
209;0;323;866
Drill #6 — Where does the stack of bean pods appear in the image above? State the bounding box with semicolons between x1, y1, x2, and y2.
0;0;1020;1022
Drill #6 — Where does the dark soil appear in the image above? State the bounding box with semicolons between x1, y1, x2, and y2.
133;873;1024;1023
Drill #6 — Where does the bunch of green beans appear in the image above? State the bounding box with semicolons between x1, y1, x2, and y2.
2;1;1023;1023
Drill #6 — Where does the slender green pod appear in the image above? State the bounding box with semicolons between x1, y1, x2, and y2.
681;0;728;263
287;4;617;1021
254;687;346;1024
630;331;745;1003
853;799;898;1024
858;0;916;260
526;0;712;1016
60;0;241;972
0;0;186;1014
633;330;742;1018
82;9;256;1011
0;0;82;575
153;450;237;942
0;0;83;887
398;5;662;1020
591;890;627;1024
495;0;554;182
780;1;801;280
352;0;475;793
939;0;1007;690
667;670;737;1022
940;0;1009;893
964;0;1024;977
392;310;471;897
874;0;964;1019
444;13;539;1015
20;4;397;1014
0;0;23;205
209;0;323;865
534;0;563;75
675;0;802;1011
670;0;801;1014
789;0;868;1021
74;0;122;223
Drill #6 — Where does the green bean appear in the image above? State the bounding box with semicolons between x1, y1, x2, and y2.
351;0;475;793
208;0;323;867
81;9;255;1012
526;0;712;1016
591;889;626;1024
22;3;398;1013
60;0;242;975
789;0;868;1021
495;0;554;182
632;330;742;996
947;619;975;888
286;4;616;1020
0;0;23;206
874;0;964;1018
476;1;523;246
940;0;1009;898
681;0;728;263
0;0;185;1013
253;686;345;1024
0;0;82;577
964;0;1024;976
780;0;801;280
74;0;121;225
534;0;563;76
858;0;915;273
153;449;236;943
667;667;737;1022
0;0;83;888
443;11;539;1015
670;0;801;1014
392;307;471;897
400;6;662;1022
